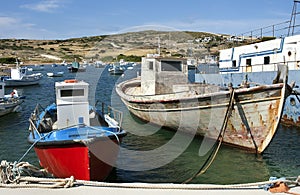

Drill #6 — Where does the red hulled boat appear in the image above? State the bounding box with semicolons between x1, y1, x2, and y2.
28;80;126;181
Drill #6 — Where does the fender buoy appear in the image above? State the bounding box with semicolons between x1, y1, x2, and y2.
64;79;78;83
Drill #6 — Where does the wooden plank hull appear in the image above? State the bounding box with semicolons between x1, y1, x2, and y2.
117;79;287;153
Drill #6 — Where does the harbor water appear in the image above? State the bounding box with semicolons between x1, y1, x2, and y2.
0;64;299;185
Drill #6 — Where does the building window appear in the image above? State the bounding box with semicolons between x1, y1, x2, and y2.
149;61;153;70
232;60;237;67
264;56;270;64
246;59;252;66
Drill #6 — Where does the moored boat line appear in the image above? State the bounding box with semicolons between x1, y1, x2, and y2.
116;55;292;154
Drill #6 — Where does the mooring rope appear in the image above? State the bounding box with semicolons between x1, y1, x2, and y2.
183;88;235;184
0;160;299;191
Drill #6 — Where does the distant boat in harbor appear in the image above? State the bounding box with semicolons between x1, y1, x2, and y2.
68;61;80;72
108;62;125;75
68;60;86;72
3;60;42;87
0;82;24;116
116;55;291;153
28;79;127;181
46;71;64;77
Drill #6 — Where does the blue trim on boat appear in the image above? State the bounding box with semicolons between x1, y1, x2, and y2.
219;38;285;73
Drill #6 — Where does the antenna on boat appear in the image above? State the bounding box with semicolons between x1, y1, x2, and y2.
288;0;300;36
15;58;20;68
157;36;161;56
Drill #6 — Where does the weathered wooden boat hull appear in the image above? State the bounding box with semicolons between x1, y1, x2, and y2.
117;79;287;153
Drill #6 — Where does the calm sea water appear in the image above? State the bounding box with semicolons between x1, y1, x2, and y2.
0;64;299;185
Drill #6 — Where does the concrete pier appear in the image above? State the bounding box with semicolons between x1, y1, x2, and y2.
0;182;299;195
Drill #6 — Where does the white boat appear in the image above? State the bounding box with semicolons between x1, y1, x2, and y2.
116;55;291;153
0;82;24;116
108;62;125;75
46;71;64;77
4;60;42;87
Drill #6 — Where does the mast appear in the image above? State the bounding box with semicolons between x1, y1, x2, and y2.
288;0;300;36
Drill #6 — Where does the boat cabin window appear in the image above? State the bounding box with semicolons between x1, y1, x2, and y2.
232;60;237;67
161;60;182;71
246;59;252;66
21;68;26;74
264;56;270;64
0;85;2;90
60;89;85;97
148;61;154;70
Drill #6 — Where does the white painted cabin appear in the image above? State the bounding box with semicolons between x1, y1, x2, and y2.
55;80;90;129
141;54;188;95
219;34;300;73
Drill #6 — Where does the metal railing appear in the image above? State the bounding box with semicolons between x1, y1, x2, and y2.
96;101;123;128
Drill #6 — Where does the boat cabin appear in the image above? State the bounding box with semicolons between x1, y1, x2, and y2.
219;34;300;73
55;80;90;129
141;54;188;95
10;67;27;80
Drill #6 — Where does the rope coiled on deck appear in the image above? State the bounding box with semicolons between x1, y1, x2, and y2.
0;160;74;188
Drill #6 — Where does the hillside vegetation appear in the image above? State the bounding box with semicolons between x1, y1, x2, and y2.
0;30;253;65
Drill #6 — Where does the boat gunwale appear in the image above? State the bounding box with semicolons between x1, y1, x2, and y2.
29;131;127;147
116;78;285;104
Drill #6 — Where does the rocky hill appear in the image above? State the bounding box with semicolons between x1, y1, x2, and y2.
0;30;240;65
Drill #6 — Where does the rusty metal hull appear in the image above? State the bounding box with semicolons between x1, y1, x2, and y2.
281;93;300;126
116;79;288;153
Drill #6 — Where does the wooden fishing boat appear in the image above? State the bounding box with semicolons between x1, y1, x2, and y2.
28;80;126;181
116;55;291;153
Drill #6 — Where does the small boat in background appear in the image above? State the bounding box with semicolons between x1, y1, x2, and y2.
46;71;64;77
108;62;125;75
0;82;24;116
68;60;86;72
28;79;127;181
4;60;42;87
68;61;80;72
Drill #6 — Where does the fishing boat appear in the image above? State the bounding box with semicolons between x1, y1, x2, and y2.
67;60;86;73
116;55;291;153
108;62;125;75
0;82;24;116
67;61;80;72
3;60;42;87
28;79;127;181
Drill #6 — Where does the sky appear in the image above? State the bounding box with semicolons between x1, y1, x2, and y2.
0;0;296;40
